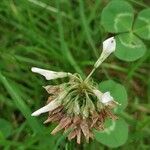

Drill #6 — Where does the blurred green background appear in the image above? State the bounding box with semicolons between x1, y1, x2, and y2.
0;0;150;149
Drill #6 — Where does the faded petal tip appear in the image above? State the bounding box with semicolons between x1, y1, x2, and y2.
31;67;39;72
102;36;116;54
31;111;41;116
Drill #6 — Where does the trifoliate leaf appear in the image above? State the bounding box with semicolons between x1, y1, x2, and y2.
99;80;127;112
0;118;13;138
95;118;128;148
101;0;134;33
133;8;150;40
115;33;146;61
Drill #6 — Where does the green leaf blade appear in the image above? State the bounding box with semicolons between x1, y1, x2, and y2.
0;73;44;134
101;0;134;33
95;118;128;148
115;33;146;61
0;118;13;139
133;8;150;40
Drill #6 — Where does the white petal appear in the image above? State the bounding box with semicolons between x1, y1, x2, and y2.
31;100;60;116
102;37;116;54
101;92;113;104
93;89;102;100
94;37;116;68
31;67;69;80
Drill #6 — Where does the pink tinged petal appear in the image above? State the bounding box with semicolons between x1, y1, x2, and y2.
31;67;69;80
51;117;72;135
76;129;81;144
31;100;60;116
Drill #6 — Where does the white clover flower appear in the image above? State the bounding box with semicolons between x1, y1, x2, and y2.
31;100;60;116
31;67;71;80
101;92;120;108
94;37;116;69
31;90;68;116
93;90;119;107
102;37;116;54
101;92;114;104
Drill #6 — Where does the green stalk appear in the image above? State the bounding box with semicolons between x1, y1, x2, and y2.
84;53;108;81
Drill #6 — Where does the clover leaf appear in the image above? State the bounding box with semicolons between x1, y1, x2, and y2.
95;118;128;148
101;0;134;33
115;33;146;61
133;8;150;40
101;0;149;61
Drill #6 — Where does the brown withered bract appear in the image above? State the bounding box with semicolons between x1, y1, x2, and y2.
43;85;61;94
44;99;118;144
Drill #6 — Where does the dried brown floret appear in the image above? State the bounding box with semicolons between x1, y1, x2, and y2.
44;104;118;144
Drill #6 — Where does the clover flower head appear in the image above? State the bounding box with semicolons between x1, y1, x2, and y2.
31;37;119;144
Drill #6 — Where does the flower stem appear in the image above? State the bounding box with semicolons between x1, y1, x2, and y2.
84;67;96;81
84;53;107;82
